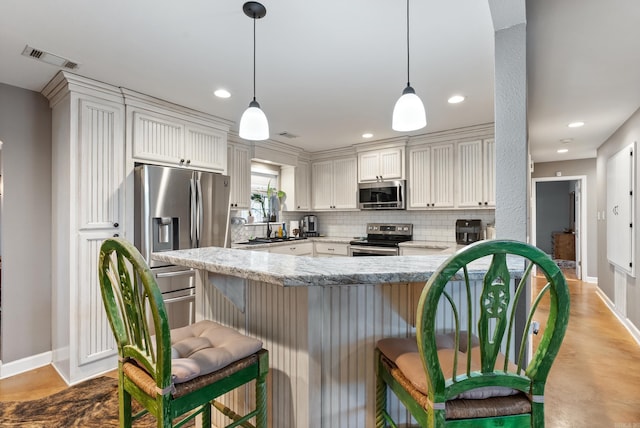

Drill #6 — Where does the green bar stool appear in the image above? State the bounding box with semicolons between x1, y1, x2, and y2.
376;239;570;427
98;237;269;428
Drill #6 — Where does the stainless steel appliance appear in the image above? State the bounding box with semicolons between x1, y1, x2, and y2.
135;164;231;330
358;180;406;210
349;223;413;256
455;219;482;244
300;215;319;237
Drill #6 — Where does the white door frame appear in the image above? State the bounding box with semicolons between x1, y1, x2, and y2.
531;175;588;281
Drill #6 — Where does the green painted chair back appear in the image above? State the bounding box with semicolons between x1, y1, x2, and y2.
377;239;570;427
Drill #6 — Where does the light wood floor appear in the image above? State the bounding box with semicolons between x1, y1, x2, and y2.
1;274;639;426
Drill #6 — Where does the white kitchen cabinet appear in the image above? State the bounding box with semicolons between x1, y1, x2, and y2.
269;241;314;256
314;242;349;257
400;246;449;256
43;71;124;384
227;141;252;209
130;109;226;172
457;139;495;208
281;160;311;211
358;147;405;182
311;157;358;210
408;143;454;209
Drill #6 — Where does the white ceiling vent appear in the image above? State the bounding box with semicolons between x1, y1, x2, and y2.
278;131;299;139
21;45;79;70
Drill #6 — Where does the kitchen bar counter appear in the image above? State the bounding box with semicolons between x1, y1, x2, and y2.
152;245;509;287
152;245;523;427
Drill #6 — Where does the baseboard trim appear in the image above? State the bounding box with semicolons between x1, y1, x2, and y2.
585;275;598;283
0;351;52;379
596;287;640;346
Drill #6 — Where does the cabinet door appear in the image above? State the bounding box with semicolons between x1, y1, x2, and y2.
358;152;380;182
78;98;125;231
457;140;484;207
295;160;311;210
379;148;404;180
483;139;496;206
228;143;251;209
184;124;226;172
312;160;334;210
333;157;358;209
408;147;431;208
430;144;455;208
77;231;119;366
131;110;184;165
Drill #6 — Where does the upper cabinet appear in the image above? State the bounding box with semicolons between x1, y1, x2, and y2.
281;159;311;211
311;156;358;210
457;139;495;208
123;89;232;173
358;147;405;182
130;109;226;172
227;141;252;209
408;143;455;209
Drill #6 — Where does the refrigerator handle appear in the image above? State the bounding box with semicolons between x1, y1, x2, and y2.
190;176;197;247
196;177;203;246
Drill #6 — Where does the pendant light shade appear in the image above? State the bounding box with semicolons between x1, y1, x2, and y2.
239;2;269;141
392;86;426;131
392;0;426;132
239;99;269;140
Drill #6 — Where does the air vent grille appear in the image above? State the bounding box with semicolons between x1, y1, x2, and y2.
278;131;299;139
21;45;79;70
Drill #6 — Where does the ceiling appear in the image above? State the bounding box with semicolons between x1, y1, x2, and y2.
0;1;638;163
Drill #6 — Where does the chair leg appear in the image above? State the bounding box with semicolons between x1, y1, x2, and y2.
532;401;544;428
255;351;269;428
375;351;388;428
118;371;132;428
202;401;212;428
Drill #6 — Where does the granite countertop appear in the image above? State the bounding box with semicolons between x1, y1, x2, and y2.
398;240;460;250
230;236;353;250
152;246;523;287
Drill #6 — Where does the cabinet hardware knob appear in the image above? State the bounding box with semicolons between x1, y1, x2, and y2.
484;202;488;205
186;159;191;164
478;202;482;205
113;233;119;237
113;222;119;227
180;159;185;164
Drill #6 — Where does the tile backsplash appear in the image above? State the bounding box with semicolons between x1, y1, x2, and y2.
230;209;495;243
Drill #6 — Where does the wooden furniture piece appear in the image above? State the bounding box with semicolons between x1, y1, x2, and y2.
98;238;268;428
552;232;575;261
376;240;570;427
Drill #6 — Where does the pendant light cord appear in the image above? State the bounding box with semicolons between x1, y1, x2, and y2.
252;16;257;101
405;0;410;87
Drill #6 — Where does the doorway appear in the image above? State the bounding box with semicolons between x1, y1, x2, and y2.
531;176;587;281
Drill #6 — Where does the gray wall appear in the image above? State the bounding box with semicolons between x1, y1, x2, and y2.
535;181;571;255
597;106;640;330
532;158;597;279
0;83;52;363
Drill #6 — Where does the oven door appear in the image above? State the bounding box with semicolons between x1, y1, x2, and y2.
349;245;399;256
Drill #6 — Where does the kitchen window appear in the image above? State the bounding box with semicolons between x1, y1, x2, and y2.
250;162;280;222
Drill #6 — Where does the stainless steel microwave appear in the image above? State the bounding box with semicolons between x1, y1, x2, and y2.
358;180;406;210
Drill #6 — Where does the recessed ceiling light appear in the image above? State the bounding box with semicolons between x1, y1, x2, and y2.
568;121;584;128
557;149;569;153
448;95;465;104
560;138;573;144
362;133;373;139
214;89;231;98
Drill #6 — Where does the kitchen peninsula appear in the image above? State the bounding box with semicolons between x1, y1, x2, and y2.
153;246;523;427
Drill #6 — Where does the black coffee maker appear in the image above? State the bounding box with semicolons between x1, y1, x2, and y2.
456;219;482;244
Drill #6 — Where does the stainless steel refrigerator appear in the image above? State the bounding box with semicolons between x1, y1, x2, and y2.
134;164;231;330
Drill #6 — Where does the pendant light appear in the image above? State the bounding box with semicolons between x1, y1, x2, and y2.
239;2;269;141
392;0;426;132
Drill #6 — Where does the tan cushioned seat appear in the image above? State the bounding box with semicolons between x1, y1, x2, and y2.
377;334;521;401
169;320;263;383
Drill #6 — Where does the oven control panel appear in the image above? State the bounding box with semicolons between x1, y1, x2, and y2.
366;223;413;236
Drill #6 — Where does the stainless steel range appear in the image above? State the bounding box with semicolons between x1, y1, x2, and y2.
349;223;413;256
